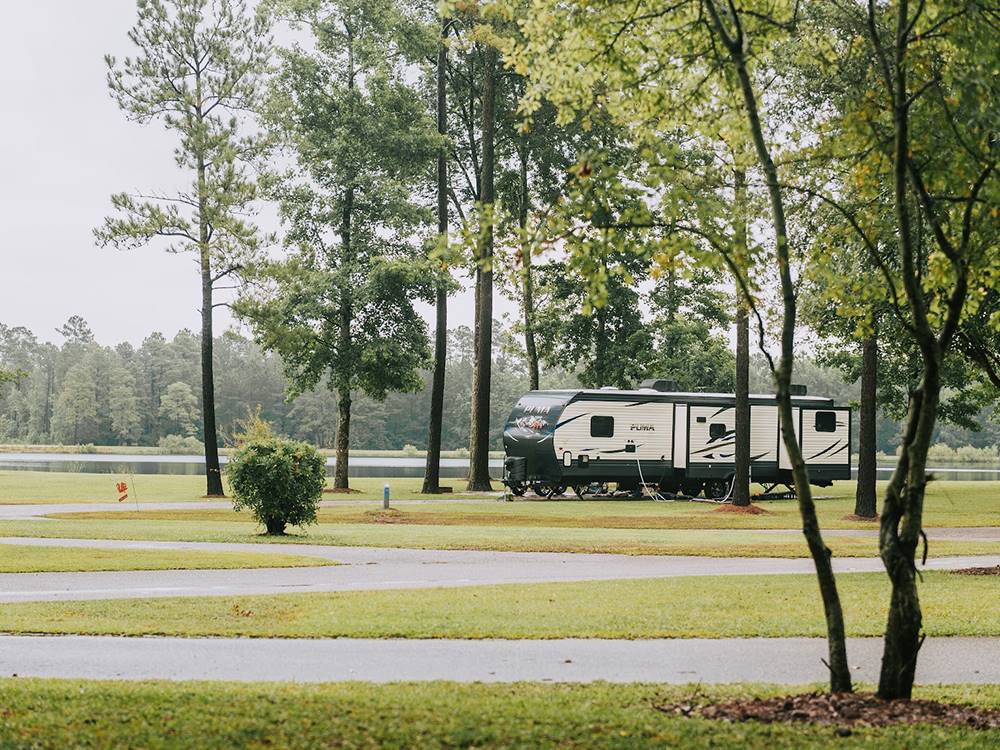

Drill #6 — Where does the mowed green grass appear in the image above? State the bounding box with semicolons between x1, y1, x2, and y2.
0;544;331;573
2;571;996;639
3;515;999;557
0;470;486;504
0;680;997;749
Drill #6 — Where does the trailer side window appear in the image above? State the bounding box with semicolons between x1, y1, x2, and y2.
591;416;614;438
815;411;837;433
709;423;728;440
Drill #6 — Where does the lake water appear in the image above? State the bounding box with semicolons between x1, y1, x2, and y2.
0;452;503;479
0;452;998;481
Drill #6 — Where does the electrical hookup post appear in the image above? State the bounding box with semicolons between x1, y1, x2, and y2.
383;483;390;510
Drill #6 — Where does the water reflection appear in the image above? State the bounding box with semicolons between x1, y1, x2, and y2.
0;453;502;479
0;453;997;480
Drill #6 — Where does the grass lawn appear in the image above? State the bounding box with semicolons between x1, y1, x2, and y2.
4;514;999;557
0;544;331;573
0;471;486;504
0;680;997;749
1;571;996;639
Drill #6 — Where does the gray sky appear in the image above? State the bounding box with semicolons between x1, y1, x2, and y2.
0;1;494;348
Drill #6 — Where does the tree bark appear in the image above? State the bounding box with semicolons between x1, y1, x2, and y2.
334;384;351;491
704;0;852;692
875;0;944;699
854;329;879;518
518;141;540;390
466;46;496;492
422;15;449;494
197;150;224;497
733;168;751;507
733;299;750;505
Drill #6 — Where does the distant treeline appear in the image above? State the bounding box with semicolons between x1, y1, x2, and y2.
1;317;996;454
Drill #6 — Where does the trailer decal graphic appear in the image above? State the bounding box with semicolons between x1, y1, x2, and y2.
806;440;847;461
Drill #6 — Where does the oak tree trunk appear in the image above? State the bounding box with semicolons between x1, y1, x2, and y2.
334;385;351;491
466;46;496;492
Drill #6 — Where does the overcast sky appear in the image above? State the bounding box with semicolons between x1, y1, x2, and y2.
0;1;502;348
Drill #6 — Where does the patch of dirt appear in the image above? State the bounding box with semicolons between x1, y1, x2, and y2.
365;510;411;524
713;504;770;515
842;513;880;522
654;691;1000;730
323;487;362;494
950;565;1000;576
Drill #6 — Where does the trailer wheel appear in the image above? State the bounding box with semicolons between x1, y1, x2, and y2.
681;479;704;497
530;482;548;497
508;482;526;497
546;484;567;498
703;478;729;500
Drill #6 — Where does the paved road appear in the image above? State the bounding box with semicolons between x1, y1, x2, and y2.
2;536;998;603
1;635;997;684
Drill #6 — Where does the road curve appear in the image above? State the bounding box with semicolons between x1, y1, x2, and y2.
1;536;998;603
1;635;998;684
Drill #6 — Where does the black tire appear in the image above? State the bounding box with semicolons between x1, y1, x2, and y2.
531;482;548;497
508;482;526;497
681;479;704;497
703;478;729;500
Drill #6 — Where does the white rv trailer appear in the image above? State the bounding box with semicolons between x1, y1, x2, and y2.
502;381;851;498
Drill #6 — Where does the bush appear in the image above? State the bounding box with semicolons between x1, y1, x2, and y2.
402;443;420;456
158;434;206;455
226;438;326;535
78;443;97;454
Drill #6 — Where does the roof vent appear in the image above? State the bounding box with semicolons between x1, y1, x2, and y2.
639;378;678;392
789;383;807;396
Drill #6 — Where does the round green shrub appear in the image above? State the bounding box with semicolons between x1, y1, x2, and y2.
227;438;327;535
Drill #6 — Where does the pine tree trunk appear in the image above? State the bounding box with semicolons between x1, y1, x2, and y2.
197;150;224;498
854;330;878;518
733;299;751;506
518;141;540;391
200;252;223;497
466;46;496;492
732;168;751;507
422;17;449;494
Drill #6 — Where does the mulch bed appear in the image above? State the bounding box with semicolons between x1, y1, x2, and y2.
714;504;769;515
654;692;1000;731
951;565;1000;576
842;513;880;522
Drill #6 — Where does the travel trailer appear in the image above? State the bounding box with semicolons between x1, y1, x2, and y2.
501;380;852;499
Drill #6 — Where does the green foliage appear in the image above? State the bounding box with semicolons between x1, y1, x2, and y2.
238;0;441;407
158;434;207;455
95;0;269;270
227;437;327;534
158;381;200;437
